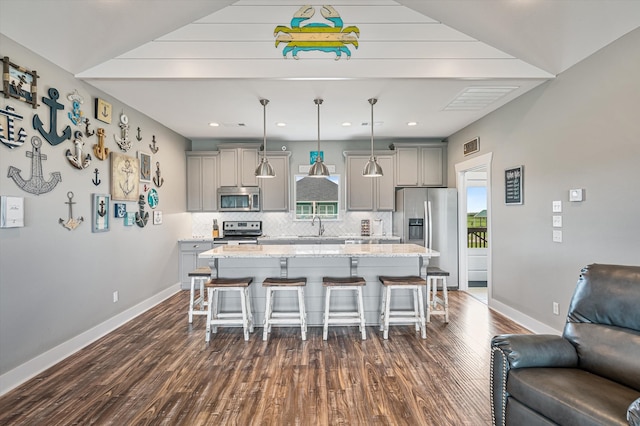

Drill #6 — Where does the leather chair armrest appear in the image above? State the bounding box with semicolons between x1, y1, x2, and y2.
490;334;578;426
629;397;640;426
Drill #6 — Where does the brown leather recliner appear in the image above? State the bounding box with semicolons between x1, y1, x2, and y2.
491;263;640;425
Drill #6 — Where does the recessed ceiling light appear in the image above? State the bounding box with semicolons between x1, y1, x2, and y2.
342;122;352;127
209;122;219;127
407;121;418;126
276;122;286;127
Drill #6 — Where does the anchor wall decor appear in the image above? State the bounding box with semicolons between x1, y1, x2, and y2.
114;112;131;152
59;191;83;231
135;194;149;228
93;128;109;160
153;161;164;187
33;87;72;146
67;89;84;126
92;168;101;186
83;118;95;137
7;135;62;195
65;131;92;170
136;126;142;141
0;105;27;149
149;135;159;153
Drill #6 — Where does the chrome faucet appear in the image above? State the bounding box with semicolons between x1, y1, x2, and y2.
312;215;325;236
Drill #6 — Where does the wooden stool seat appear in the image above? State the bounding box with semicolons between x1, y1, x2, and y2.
426;267;450;323
262;277;308;341
205;277;254;342
322;276;366;341
378;275;427;339
187;267;211;324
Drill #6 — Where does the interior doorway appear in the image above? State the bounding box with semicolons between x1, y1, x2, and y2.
455;153;493;304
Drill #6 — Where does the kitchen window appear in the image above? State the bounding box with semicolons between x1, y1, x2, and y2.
294;175;339;220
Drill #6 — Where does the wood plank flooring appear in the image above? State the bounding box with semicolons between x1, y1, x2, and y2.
0;290;529;425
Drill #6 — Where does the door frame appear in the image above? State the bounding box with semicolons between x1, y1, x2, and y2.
455;152;493;298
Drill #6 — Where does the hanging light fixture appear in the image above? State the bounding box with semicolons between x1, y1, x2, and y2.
255;98;276;178
308;98;330;177
362;98;383;177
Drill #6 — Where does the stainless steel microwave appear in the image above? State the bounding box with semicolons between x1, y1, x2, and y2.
218;186;260;212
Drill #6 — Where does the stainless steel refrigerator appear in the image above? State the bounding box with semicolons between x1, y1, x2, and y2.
393;188;459;288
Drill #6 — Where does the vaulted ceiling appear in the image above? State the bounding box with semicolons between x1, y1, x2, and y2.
1;1;639;143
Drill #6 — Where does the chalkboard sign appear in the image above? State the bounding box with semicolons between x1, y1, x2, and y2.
505;165;524;205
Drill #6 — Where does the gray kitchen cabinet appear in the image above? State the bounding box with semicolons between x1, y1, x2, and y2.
179;241;214;289
219;145;260;187
186;151;218;211
394;143;445;187
345;153;395;211
259;152;290;211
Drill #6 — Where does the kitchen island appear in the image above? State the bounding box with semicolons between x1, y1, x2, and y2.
199;244;439;327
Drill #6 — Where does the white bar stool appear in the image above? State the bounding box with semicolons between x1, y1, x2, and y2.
322;276;367;341
378;275;427;339
188;266;210;324
205;277;254;342
426;267;450;323
262;277;308;341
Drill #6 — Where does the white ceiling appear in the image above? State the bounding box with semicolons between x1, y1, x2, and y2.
1;0;639;143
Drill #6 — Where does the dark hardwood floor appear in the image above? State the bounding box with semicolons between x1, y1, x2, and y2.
0;290;529;425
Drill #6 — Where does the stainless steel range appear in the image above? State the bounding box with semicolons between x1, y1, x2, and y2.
213;220;262;245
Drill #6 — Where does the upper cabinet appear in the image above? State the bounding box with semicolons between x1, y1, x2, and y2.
394;143;446;187
218;144;260;187
345;152;395;211
186;151;219;212
259;152;291;211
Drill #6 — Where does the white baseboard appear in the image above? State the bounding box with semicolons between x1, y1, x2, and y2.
0;283;182;396
489;298;562;335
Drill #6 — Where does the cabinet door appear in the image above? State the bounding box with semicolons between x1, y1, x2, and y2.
186;156;202;211
240;148;259;187
346;156;374;210
395;147;419;186
201;156;218;211
179;242;212;288
375;155;395;210
260;154;289;211
421;147;444;186
219;149;238;187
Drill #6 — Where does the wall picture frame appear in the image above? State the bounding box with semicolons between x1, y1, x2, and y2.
1;56;39;109
153;210;163;225
110;152;139;202
114;203;127;218
95;97;112;124
138;151;152;182
92;193;110;232
505;165;524;205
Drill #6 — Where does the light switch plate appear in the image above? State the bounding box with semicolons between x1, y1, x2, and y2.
552;215;562;227
552;230;563;243
552;200;562;213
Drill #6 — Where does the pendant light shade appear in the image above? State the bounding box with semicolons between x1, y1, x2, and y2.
255;98;275;178
308;98;330;177
363;98;383;177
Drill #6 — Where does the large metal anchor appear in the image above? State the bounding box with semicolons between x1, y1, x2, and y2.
59;191;83;230
113;112;131;152
149;135;159;153
0;105;27;149
65;131;92;170
7;136;62;195
33;87;71;146
92;127;109;160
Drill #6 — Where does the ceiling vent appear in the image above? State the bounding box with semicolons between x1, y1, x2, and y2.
444;86;519;111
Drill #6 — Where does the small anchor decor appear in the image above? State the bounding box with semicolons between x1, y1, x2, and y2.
83;118;95;137
135;194;149;228
114;112;132;152
0;105;27;149
65;131;92;170
136;126;142;142
92;168;101;186
59;191;83;231
91;193;110;232
7;136;62;195
33;87;72;146
149;135;159;153
67;89;84;126
153;161;164;187
93;128;109;160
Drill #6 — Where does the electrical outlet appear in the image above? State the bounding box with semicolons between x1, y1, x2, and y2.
113;291;119;303
553;302;559;315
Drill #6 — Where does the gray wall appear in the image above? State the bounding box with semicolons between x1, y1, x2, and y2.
0;35;191;375
446;28;640;330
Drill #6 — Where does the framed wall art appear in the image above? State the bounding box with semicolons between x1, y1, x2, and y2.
505;165;524;205
95;97;112;124
114;203;127;218
1;56;39;108
92;193;110;232
138;151;152;182
110;152;139;201
124;212;135;226
153;210;163;225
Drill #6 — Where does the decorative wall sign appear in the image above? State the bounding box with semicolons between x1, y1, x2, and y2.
138;151;151;182
67;89;84;126
95;98;112;124
114;112;131;152
33;87;71;146
92;193;110;233
114;203;126;218
505;165;524;205
147;188;159;209
153;210;162;225
124;212;135;226
153;161;164;187
274;5;359;59
1;56;39;108
59;191;83;231
93;128;109;160
0;105;27;149
149;135;159;153
464;137;480;156
65;131;92;170
135;194;149;228
0;196;24;228
92;168;101;186
110;152;139;202
7;136;62;195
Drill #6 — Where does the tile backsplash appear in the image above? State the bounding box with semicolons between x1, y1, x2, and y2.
191;211;393;238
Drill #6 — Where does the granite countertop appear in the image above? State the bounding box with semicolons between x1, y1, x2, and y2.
199;243;439;259
258;235;400;241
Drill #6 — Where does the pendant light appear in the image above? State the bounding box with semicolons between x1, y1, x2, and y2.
308;98;330;177
362;98;383;177
255;98;276;178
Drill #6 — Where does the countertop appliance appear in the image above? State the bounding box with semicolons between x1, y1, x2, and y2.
213;220;262;244
393;188;458;288
218;186;260;212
